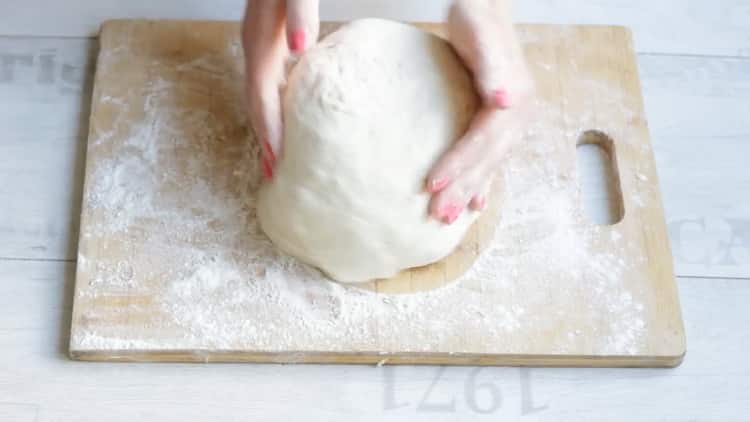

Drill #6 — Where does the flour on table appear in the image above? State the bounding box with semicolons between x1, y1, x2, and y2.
72;25;649;357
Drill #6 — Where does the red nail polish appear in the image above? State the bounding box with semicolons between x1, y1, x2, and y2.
290;29;306;53
429;178;450;193
446;211;461;225
492;89;511;109
262;158;273;180
263;140;276;163
441;204;463;225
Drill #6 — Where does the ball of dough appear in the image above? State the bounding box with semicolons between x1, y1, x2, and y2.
257;19;480;283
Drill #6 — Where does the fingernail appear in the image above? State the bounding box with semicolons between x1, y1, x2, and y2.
263;139;276;163
262;158;273;180
290;29;306;53
476;197;487;211
428;178;450;193
440;204;463;225
492;89;511;109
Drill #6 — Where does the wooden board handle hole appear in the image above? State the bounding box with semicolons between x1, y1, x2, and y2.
576;130;625;225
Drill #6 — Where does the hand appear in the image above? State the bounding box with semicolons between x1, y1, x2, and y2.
426;0;534;224
242;0;320;179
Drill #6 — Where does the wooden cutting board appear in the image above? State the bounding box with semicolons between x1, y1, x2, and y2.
69;19;685;366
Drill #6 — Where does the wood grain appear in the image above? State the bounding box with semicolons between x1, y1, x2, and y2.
2;0;750;57
2;260;749;420
2;38;748;278
0;37;95;261
67;20;684;366
0;2;748;418
641;55;750;278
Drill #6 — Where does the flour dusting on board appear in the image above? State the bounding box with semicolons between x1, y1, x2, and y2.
72;24;650;357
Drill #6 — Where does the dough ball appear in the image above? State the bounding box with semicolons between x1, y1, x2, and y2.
257;19;480;283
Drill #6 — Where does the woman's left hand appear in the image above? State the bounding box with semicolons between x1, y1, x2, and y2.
427;0;534;224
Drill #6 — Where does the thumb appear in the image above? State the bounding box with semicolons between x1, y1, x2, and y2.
448;0;524;109
286;0;320;53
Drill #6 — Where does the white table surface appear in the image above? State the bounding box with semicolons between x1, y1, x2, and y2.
1;1;749;420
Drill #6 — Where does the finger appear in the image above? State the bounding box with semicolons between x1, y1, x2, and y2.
429;167;486;225
243;0;289;177
473;25;526;110
469;179;492;211
243;0;287;55
448;0;521;109
247;77;284;177
425;109;510;193
286;0;320;53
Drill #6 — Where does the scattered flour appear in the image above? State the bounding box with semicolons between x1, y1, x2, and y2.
72;26;651;357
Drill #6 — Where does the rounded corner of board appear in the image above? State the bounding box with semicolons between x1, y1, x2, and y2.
99;19;125;36
67;348;85;361
662;350;687;368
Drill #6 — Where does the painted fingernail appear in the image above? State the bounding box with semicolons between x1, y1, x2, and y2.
440;204;463;225
471;196;487;211
290;29;306;53
428;178;450;193
262;158;273;180
263;139;276;163
492;89;511;109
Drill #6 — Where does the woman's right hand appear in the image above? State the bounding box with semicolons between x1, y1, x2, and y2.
242;0;320;179
426;0;533;224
